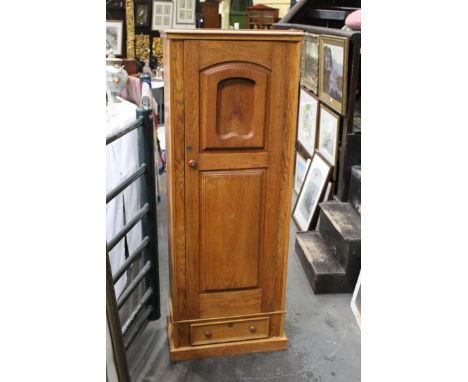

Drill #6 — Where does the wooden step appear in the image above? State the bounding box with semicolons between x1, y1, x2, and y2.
295;232;354;294
318;202;360;285
349;165;361;215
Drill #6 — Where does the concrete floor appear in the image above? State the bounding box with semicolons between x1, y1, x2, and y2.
127;175;361;381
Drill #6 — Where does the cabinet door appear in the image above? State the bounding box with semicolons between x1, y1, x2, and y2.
184;40;288;319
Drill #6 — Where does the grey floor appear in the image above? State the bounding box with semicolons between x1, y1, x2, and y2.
127;175;361;382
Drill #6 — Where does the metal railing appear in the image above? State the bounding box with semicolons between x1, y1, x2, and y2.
106;107;161;381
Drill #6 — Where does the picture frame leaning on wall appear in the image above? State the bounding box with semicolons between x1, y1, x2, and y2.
319;35;349;115
297;87;319;158
292;151;332;232
301;33;319;95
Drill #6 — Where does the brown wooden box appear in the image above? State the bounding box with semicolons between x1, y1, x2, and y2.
247;4;279;30
161;29;303;361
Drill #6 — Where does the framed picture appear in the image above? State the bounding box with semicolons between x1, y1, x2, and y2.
318;104;340;168
301;33;319;94
292;151;332;231
319;35;349;115
297;88;319;157
106;20;124;56
135;3;150;26
152;1;173;30
176;0;195;24
294;153;311;195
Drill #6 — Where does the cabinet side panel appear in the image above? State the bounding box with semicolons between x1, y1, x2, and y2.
273;41;302;335
258;41;286;313
164;38;187;321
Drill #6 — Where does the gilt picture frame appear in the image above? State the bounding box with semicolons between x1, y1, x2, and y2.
292;151;332;232
319;35;349;115
152;0;173;30
106;20;124;56
297;88;319;157
301;33;319;95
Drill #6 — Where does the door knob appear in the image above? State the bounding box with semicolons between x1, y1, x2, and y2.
188;159;197;168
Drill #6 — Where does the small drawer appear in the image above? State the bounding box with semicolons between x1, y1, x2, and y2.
190;317;269;346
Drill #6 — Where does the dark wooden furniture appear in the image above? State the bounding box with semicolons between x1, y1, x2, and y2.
247;4;279;29
295;165;361;293
122;59;137;75
162;29;303;361
202;0;222;28
274;20;361;201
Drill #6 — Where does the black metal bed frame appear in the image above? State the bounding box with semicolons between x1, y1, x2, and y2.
106;107;161;382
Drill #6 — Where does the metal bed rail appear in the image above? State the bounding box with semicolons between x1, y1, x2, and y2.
106;107;161;382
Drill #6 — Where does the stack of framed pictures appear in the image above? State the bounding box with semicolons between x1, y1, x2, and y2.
292;32;349;231
293;151;332;231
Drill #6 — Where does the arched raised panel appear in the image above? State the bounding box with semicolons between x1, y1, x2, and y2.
200;62;270;150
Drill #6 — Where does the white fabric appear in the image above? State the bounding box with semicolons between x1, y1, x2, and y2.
106;98;143;298
151;80;164;89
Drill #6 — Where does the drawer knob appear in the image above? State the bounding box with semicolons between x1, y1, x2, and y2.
204;331;212;338
249;326;256;333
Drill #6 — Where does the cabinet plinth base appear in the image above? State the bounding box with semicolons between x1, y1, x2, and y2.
167;318;288;361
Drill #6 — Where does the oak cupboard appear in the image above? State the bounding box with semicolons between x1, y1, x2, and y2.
162;29;303;361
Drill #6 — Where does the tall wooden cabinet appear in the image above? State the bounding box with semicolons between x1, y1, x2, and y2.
162;29;303;361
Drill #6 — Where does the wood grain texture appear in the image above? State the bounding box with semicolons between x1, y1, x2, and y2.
197;41;273;70
200;170;265;292
184;39;276;320
198;152;269;170
190;317;269;346
163;39;187;322
184;40;201;319
273;41;302;334
164;32;302;359
199;289;262;319
200;62;270;150
168;318;288;361
259;41;286;313
168;309;286;351
161;29;304;41
169;302;284;324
